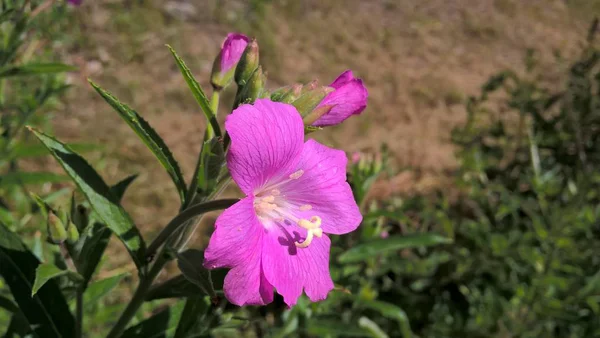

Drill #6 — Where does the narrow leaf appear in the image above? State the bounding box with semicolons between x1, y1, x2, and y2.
173;296;212;338
338;233;452;263
307;320;370;337
0;172;67;188
9;142;98;160
177;249;216;298
122;301;186;338
357;300;412;338
196;138;225;196
28;128;145;269
89;81;187;205
0;223;75;337
75;222;112;284
166;45;222;138
110;174;138;203
0;63;76;77
145;274;203;301
32;263;82;296
358;316;389;338
84;273;128;308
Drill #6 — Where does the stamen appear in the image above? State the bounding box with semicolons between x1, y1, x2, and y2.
313;228;323;237
299;204;313;211
295;230;314;248
262;195;275;202
289;170;304;180
271;189;281;196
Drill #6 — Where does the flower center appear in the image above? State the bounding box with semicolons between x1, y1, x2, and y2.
253;170;322;248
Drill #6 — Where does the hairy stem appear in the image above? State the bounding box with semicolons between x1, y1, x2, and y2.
145;198;238;262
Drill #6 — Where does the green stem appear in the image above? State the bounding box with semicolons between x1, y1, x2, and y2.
75;287;83;338
106;255;167;338
206;90;220;139
145;198;238;261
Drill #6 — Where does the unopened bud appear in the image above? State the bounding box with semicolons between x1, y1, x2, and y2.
302;104;334;126
211;33;250;90
234;39;259;86
47;211;67;244
292;86;334;117
66;221;80;244
71;204;89;231
271;84;302;103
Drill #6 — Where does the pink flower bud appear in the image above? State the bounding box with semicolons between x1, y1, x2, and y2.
311;70;368;127
211;33;250;89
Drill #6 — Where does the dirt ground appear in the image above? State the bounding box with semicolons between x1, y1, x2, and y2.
46;0;596;270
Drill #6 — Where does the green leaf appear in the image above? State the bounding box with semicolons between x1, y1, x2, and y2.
196;138;225;195
29;128;146;269
0;63;76;77
75;222;112;284
0;172;67;188
0;295;18;313
306;320;371;337
84;273;128;308
166;45;222;138
358;316;389;338
177;249;216;298
0;222;75;337
122;301;186;338
338;233;452;263
357;300;412;338
110;174;138;203
32;263;82;296
173;296;212;338
145;274;203;301
9;142;98;160
89;81;187;205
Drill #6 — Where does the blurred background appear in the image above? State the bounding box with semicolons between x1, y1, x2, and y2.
4;0;600;337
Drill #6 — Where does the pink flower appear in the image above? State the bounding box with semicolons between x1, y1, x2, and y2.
204;99;362;307
67;0;82;5
312;70;368;127
220;33;250;73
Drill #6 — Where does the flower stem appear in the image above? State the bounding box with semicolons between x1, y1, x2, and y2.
206;90;220;139
106;255;167;338
145;198;238;262
75;287;83;338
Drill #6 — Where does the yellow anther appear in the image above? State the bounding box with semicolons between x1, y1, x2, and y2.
298;218;320;230
295;230;314;248
262;195;275;202
289;170;304;180
310;216;322;226
299;204;313;211
271;189;281;196
313;228;323;237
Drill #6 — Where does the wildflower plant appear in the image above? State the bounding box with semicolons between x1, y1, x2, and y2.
0;14;412;334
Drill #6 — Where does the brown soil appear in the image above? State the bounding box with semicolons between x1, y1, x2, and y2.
48;0;596;270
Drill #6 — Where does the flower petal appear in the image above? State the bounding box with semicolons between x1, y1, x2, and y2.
220;33;250;72
226;99;304;194
312;73;368;127
282;139;362;235
204;197;273;305
262;224;334;306
329;69;355;89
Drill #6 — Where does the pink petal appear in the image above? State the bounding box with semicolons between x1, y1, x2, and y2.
282;139;362;235
312;79;368;126
204;197;273;305
220;33;250;72
262;224;334;306
226;99;305;195
329;70;355;89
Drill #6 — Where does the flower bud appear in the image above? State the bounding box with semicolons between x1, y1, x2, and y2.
271;84;302;103
235;66;266;106
71;204;89;231
310;70;368;127
211;33;249;90
234;39;259;86
302;104;334;126
291;86;334;118
47;211;67;244
66;221;80;244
